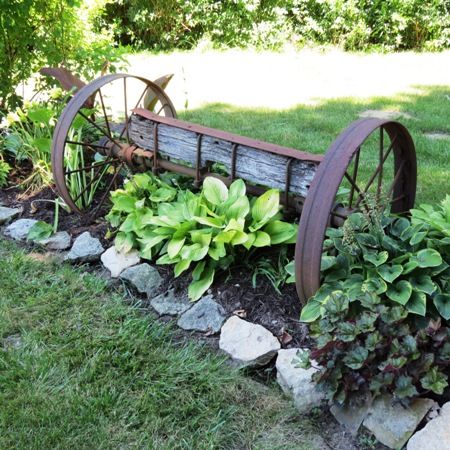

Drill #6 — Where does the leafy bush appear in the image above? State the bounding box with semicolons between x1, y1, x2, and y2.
295;197;450;404
0;158;10;188
107;173;298;300
0;0;125;111
92;0;450;51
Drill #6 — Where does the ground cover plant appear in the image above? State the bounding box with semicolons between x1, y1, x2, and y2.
0;238;324;450
295;196;450;404
107;173;297;300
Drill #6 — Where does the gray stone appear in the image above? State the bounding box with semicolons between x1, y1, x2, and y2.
150;289;192;316
330;393;372;436
120;263;163;297
4;218;37;240
64;231;104;263
39;231;71;250
359;110;414;120
407;402;450;450
276;348;324;413
100;246;140;277
219;316;280;368
3;334;22;350
0;206;22;225
177;296;226;333
363;395;435;449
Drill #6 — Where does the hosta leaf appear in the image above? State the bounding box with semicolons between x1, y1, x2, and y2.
416;248;442;268
363;251;388;267
285;260;295;283
325;228;344;238
226;196;250;220
188;266;215;301
391;217;410;237
208;242;226;260
421;367;448;395
230;231;248;245
167;237;185;258
382;235;401;252
213;230;236;244
406;291;426;316
410;231;427;245
115;231;135;254
150;187;176;202
300;300;321;322
343;346;368;370
252;231;271;247
27;221;53;242
378;264;403;283
190;230;212;247
112;193;137;212
180;243;209;261
409;275;436;295
251;189;280;227
192;261;205;280
403;260;419;274
193;215;224;228
202;177;228;205
174;259;191;277
228;178;246;200
433;294;450;320
263;220;297;244
386;280;412;305
395;375;418;399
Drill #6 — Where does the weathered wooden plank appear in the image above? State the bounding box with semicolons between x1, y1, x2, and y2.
129;114;319;197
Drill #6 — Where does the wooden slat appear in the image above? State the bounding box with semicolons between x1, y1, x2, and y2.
129;113;320;198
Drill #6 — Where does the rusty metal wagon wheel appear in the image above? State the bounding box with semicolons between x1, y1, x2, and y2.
51;73;176;215
295;118;417;303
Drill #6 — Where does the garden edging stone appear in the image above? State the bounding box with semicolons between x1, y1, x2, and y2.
64;231;104;263
119;263;163;297
4;218;37;240
219;316;280;368
0;206;23;225
177;296;225;333
39;231;72;250
100;246;140;277
150;289;192;316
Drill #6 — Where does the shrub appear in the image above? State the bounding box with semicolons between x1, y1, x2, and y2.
106;173;298;300
295;197;450;404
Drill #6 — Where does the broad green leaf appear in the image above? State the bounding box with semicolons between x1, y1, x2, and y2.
203;177;228;205
406;291;426;316
27;107;54;124
293;349;311;369
181;243;209;261
27;221;53;242
356;312;378;333
403;260;419;274
224;218;245;232
377;264;403;283
336;322;358;342
112;193;137;213
167;237;185;258
150;187;176;202
362;276;387;295
410;275;436;295
138;233;166;249
31;137;52;154
386;280;412;305
416;248;443;268
228;178;246;200
263;220;297;244
115;231;135;254
363;250;388;267
433;294;450;320
242;232;256;250
174;259;191;277
230;231;248;245
300;300;321;322
356;233;379;248
421;367;448;395
321;255;337;271
226;196;250;220
343;346;368;370
321;291;349;316
365;331;382;351
188;266;215;301
252;231;271;247
410;231;427;245
208;242;226;260
285;260;295;283
192;261;205;280
395;375;418;399
190;230;212;247
193;215;224;228
213;230;236;244
391;217;410;237
251;189;280;228
380;305;408;324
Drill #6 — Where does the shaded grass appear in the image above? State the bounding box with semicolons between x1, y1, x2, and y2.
180;85;450;204
0;239;319;450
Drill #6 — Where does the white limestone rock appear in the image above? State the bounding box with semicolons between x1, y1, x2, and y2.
407;402;450;450
276;348;325;413
363;395;435;449
100;246;140;277
219;316;280;368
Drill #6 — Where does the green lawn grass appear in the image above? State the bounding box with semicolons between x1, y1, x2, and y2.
0;239;320;450
180;85;450;204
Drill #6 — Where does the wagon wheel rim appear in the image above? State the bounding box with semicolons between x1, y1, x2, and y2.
51;73;176;216
295;118;417;303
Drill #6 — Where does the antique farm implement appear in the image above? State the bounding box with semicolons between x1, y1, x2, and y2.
50;73;417;302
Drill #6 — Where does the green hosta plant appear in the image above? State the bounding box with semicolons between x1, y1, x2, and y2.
293;198;450;404
107;173;298;300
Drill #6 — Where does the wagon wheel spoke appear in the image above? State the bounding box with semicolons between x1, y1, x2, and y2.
98;89;113;139
63;157;113;176
77;110;123;150
348;147;360;208
344;171;370;212
117;84;149;141
64;140;109;152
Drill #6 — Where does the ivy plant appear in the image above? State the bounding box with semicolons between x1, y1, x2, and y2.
107;172;298;301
